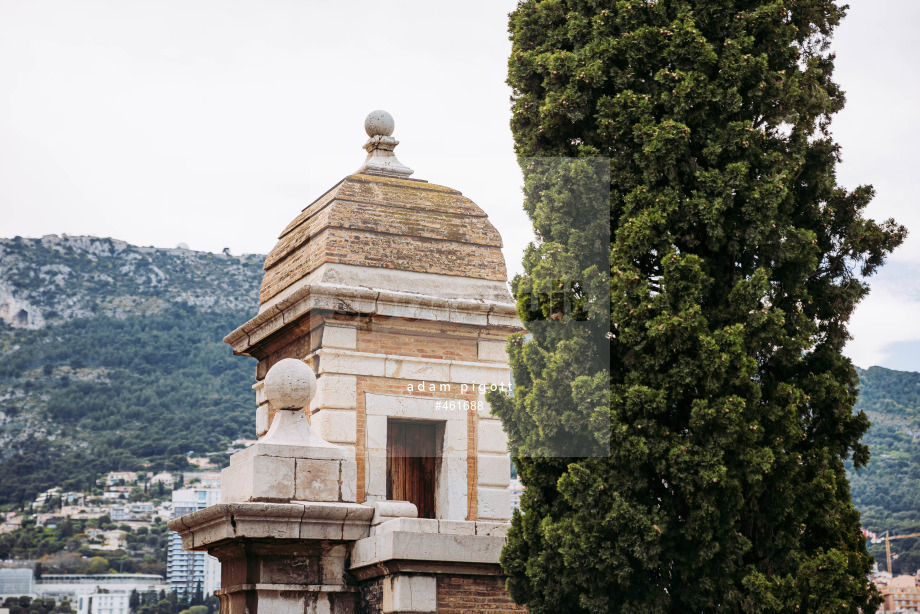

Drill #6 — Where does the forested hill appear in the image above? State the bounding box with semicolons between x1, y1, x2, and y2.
851;365;920;574
0;235;263;505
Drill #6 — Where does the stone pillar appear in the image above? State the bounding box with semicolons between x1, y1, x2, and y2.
165;352;519;613
169;358;386;614
172;501;374;614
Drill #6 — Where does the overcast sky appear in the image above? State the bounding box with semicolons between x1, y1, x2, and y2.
1;0;918;372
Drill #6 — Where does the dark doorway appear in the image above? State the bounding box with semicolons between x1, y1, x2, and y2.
386;420;438;519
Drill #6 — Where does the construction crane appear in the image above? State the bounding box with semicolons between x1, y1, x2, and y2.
884;531;920;574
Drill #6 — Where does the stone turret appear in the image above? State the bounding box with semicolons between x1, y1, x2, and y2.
224;110;522;522
170;112;526;614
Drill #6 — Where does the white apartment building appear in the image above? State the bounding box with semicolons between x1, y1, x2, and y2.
167;487;220;596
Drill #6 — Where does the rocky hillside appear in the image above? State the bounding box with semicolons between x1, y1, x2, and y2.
0;236;263;505
0;235;262;329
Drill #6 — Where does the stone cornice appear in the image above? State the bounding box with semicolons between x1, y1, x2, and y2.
167;502;375;550
224;281;521;357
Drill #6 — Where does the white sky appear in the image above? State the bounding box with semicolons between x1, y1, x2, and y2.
1;0;918;371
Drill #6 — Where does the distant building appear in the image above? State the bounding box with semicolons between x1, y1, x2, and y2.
108;506;130;522
105;472;138;486
0;568;34;598
149;472;176;487
167;488;220;596
156;501;174;520
33;487;62;507
110;503;156;522
61;492;85;506
36;574;166;606
181;473;221;490
35;514;64;528
878;574;920;612
508;478;524;512
58;506;106;520
98;530;128;551
76;592;129;614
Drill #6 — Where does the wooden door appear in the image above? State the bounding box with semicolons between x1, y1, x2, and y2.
386;421;437;519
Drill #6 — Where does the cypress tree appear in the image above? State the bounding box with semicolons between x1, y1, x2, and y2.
491;0;906;612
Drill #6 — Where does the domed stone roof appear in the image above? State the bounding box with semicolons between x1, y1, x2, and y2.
225;112;520;356
259;172;508;307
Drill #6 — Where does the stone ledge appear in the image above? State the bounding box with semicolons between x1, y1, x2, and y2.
216;583;360;595
370;518;509;538
349;561;505;582
225;270;521;356
229;441;346;464
167;501;376;550
349;529;508;570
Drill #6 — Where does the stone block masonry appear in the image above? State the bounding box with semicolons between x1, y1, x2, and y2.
437;576;527;614
198;112;528;613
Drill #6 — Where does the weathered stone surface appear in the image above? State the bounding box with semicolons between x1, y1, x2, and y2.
263;358;317;410
449;360;512;387
169;502;374;549
372;518;438;535
312;409;357;444
311;373;358;410
294;458;342;502
221;455;295;503
364;110;395;138
437;520;476;536
366;501;419;526
259;175;508;307
477;487;511;522
475;521;511;538
365;449;388;500
255;404;270;438
382;575;436;613
225;269;522;356
477;453;511;488
318;349;386;377
349;530;506;569
365;415;387;450
340;460;357;504
321;325;357;350
477;420;509;455
478;339;509;362
383;355;450;382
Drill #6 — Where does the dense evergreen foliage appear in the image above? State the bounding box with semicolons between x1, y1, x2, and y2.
2;596;73;614
494;0;905;612
850;366;920;574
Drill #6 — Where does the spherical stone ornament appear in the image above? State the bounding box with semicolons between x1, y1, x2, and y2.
263;358;317;410
365;110;395;137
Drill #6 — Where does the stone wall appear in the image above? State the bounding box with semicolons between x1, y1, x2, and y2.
436;575;527;614
351;573;528;614
358;578;383;613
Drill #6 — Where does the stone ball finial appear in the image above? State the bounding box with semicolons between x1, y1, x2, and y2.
365;110;395;137
263;358;317;410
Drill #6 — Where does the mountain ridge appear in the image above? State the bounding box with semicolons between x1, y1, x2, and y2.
0;235;264;505
0;234;263;330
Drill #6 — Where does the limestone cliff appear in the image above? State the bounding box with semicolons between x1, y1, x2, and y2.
0;235;263;328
